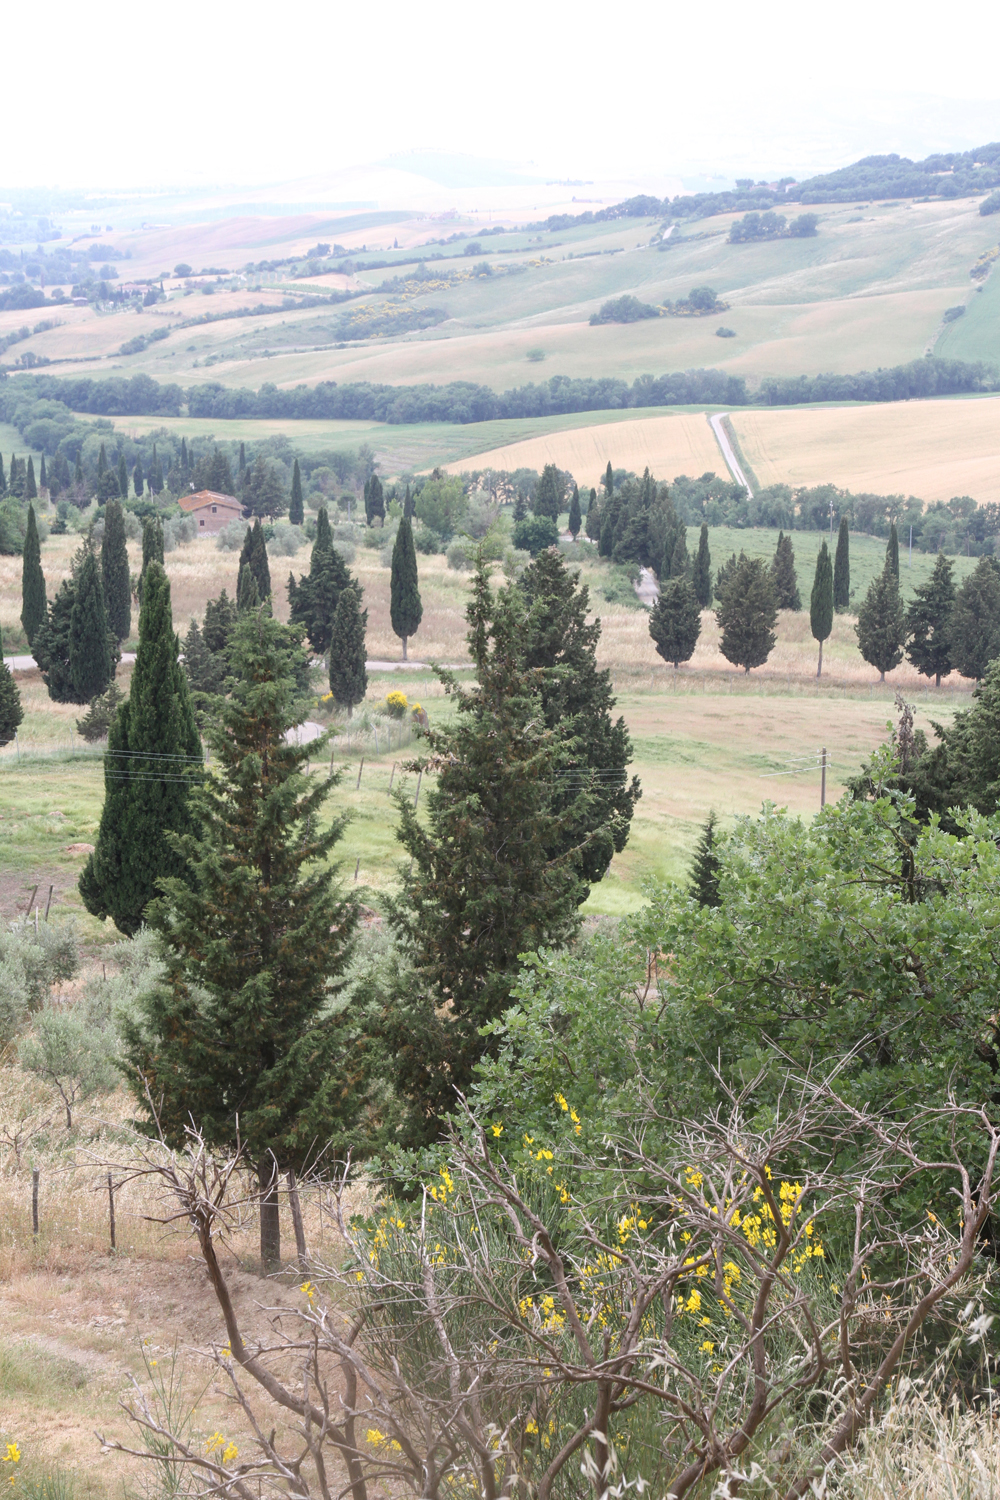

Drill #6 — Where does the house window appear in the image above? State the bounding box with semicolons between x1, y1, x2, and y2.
200;518;205;527
211;506;217;513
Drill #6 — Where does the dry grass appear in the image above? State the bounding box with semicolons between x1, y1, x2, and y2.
445;411;722;489
731;395;1000;504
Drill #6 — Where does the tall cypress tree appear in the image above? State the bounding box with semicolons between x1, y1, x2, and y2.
0;453;6;495
102;499;131;644
80;561;202;935
692;522;713;607
856;568;905;682
533;464;563;521
287;508;352;653
567;485;582;540
689;811;721;908
649;576;701;668
906;552;955;687
810;540;834;677
39;454;47;493
20;505;46;647
237;441;246;481
68;546;114;704
670;528;690;579
248;517;271;600
382;563;592;1146
180;437;188;473
150;444;163;494
834;517;850;611
771;531;801;610
74;453;84;489
25;456;37;502
948;556;1000;681
403;482;415;519
328;584;367;715
139;516;163;604
289;458;303;525
716;554;778;674
117;454;128;500
584;487;600;542
97;443;106;476
118;606;360;1269
0;623;24;747
389;516;422;660
886;522;900;583
132;455;144;498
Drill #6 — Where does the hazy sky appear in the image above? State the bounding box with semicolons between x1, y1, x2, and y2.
6;0;999;190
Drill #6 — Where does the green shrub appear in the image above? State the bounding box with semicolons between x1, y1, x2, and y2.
512;514;558;556
979;189;1000;216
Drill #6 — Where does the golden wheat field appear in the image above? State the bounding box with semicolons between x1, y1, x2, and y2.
731;394;1000;502
446;411;724;489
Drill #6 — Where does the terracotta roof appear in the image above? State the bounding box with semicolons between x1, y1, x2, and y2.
178;489;243;513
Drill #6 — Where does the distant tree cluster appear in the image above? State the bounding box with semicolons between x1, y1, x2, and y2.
729;212;819;242
589;295;660;325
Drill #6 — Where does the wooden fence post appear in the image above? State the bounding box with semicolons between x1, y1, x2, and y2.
108;1173;116;1250
287;1169;307;1271
32;1167;39;1236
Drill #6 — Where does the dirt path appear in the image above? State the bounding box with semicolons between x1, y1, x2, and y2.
634;567;659;606
708;412;754;496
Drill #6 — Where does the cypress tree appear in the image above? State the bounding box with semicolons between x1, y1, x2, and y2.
649;575;701;668
383;563;592;1145
328;584;367;715
20;505;46;647
9;456;24;498
287;508;353;653
516;548;640;888
0;624;24;748
599;507;615;558
670;528;689;579
886;522;899;582
603;461;614;501
855;568;905;681
513;489;528;524
150;443;163;494
771;531;801;610
584;487;601;542
403;482;415;519
906;552;955;687
96;444;106;476
139;516;163;604
389;516;422;660
948;556;1000;681
117;453;128;500
289;458;303;525
80;560;202;935
39;454;47;493
0;453;6;495
238;441;246;480
203;588;237;658
692;523;713;607
68;545;114;703
102;499;131;644
132;456;144;498
117;606;360;1270
32;566;80;703
180;437;188;472
810;541;834;677
74;453;84;488
532;464;563;521
716;554;778;674
249;517;271;599
25;456;37;501
834;517;850;610
689;811;721;908
237;566;260;612
567;484;582;539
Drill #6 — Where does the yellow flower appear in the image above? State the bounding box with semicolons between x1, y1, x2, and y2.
491;1122;503;1137
2;1446;20;1466
701;1340;715;1353
222;1443;238;1464
300;1280;317;1301
554;1092;569;1112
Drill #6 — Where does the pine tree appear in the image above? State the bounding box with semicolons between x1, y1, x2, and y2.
383;564;592;1145
118;607;360;1269
948;556;1000;681
20;504;46;647
0;623;23;748
692;523;713;607
203;589;237;658
567;484;582;540
68;545;114;704
287;508;353;654
97;443;106;476
906;552;955;686
117;454;128;500
237;566;260;612
132;456;144;498
25;456;37;502
649;575;701;668
328;584;367;715
32;571;80;702
584;487;601;542
771;531;801;610
533;463;563;521
389;517;422;660
834;517;850;610
80;560;202;934
689;812;721;908
715;554;778;674
885;523;899;582
810;540;834;677
243;454;286;519
102;499;131;644
516;548;640;886
855;567;905;681
289;458;303;525
39;454;47;494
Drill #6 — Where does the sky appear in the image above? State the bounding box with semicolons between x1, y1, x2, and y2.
5;0;1000;191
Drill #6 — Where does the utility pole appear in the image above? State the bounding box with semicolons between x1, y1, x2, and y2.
820;746;827;808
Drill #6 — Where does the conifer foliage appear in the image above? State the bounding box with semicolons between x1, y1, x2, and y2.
885;522;900;582
101;499;131;644
328;584;368;715
383;564;593;1143
80;561;202;935
649;576;701;668
810;540;834;677
20;504;46;647
69;546;115;704
532;463;564;520
689;811;721;907
567;484;582;539
833;517;850;611
363;474;385;526
287;507;353;654
389;516;422;660
0;624;23;747
906;553;955;686
856;564;905;681
947;556;1000;681
25;456;37;501
771;531;801;610
119;608;360;1269
289;458;304;525
237;519;271;608
692;523;713;607
715;554;778;674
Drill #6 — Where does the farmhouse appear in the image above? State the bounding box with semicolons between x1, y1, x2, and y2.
178;489;245;535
